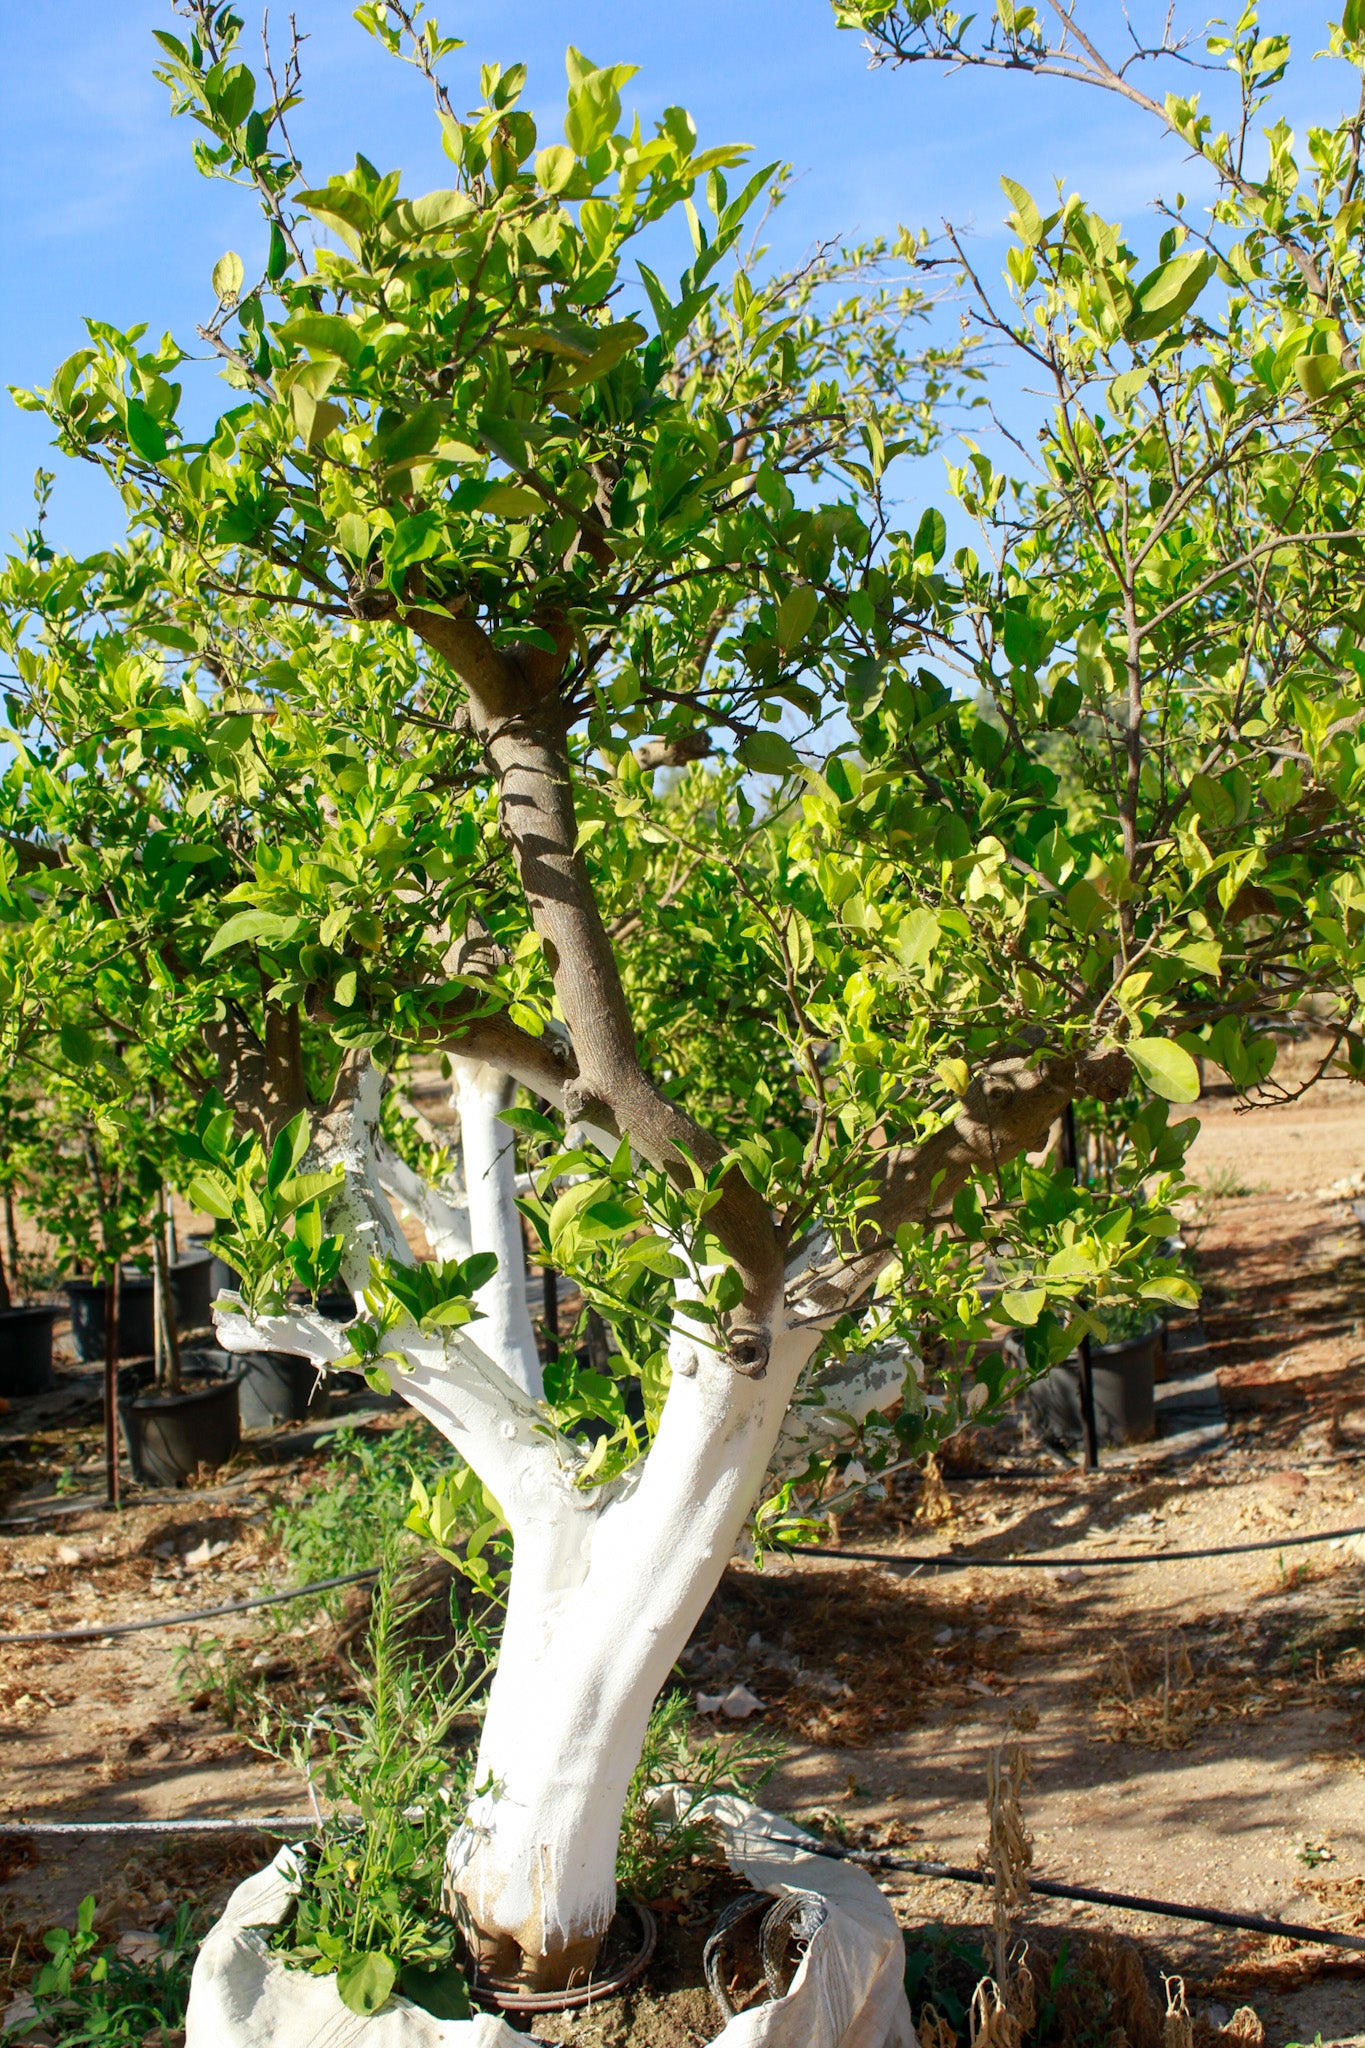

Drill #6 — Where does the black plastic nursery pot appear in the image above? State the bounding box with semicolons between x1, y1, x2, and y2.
117;1351;242;1487
184;1234;241;1304
64;1273;156;1363
0;1305;59;1398
65;1255;218;1363
1028;1331;1158;1448
236;1349;330;1431
169;1251;214;1334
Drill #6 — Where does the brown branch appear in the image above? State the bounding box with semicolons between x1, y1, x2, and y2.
402;601;785;1359
792;1043;1134;1320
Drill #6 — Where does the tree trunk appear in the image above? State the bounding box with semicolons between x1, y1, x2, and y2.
1;1190;18;1310
445;1311;819;1987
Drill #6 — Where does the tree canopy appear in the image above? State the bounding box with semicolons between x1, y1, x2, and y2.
4;0;1365;1475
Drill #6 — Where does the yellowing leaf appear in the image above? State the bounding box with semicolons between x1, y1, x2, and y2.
1001;1287;1045;1324
211;250;245;305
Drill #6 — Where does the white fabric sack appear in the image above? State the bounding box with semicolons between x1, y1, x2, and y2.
185;1798;914;2048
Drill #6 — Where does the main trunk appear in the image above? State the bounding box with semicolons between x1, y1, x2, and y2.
444;1314;819;1989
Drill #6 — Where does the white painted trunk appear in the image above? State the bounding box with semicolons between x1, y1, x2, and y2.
213;1058;895;1990
449;1057;542;1402
446;1306;820;1978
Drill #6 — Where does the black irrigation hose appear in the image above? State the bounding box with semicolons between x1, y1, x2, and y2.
759;1832;1365;1955
2;1819;1358;1957
4;1520;1363;1648
0;1817;319;1837
781;1521;1365;1573
0;1567;378;1646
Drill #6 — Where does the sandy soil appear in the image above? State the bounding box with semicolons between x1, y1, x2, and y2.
2;1062;1365;2043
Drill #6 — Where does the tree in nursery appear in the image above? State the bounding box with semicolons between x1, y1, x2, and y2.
4;0;1365;2003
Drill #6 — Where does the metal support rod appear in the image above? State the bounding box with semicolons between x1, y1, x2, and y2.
102;1265;121;1510
153;1218;182;1395
1062;1102;1100;1472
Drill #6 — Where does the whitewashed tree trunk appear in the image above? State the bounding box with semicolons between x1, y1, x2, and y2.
214;1057;888;1995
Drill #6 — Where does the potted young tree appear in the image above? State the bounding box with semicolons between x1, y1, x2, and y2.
19;1043;244;1486
0;1062;59;1398
7;0;1365;2033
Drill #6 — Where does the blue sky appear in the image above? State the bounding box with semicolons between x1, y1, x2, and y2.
0;1;1345;558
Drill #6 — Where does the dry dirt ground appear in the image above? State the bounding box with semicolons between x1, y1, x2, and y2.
2;1066;1365;2043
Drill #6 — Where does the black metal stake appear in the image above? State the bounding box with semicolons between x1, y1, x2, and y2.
1062;1103;1099;1473
102;1264;121;1509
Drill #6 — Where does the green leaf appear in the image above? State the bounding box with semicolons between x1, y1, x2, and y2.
912;507;947;564
1188;773;1236;830
202;907;297;959
462;1251;499;1291
936;1057;970;1096
386;511;447;581
1295;352;1342;399
776;585;819;649
1125;251;1212;343
478;483;543;516
125;402;168;463
535;144;576;192
336;1949;396;2017
372;402;448;472
212;251;245;305
275;1168;344;1213
737;731;801;775
1125;1037;1202;1103
1138;1275;1200;1307
392;189;477;236
1001;1287;1045;1325
187;1171;237;1221
267;1111;311;1195
1000;176;1044;247
279;312;364;367
1047;677;1083;728
894;906;940;970
400;1959;471;2021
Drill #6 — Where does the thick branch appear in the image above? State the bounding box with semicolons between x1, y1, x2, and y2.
372;1133;472;1263
451;1055;541;1401
791;1045;1133;1319
405;604;784;1356
203;1001;308;1145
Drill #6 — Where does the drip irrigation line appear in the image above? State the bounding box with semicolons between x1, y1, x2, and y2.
0;1474;276;1528
0;1817;319;1837
0;1567;378;1646
780;1521;1365;1572
760;1831;1365;1953
2;1816;1358;1956
4;1521;1362;1649
5;1819;1356;1959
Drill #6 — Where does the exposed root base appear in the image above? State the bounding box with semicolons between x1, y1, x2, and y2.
470;1925;605;1994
